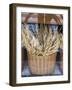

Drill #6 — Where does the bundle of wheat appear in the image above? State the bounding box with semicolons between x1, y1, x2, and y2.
21;23;63;75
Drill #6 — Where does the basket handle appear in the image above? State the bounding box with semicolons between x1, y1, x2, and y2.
22;13;63;25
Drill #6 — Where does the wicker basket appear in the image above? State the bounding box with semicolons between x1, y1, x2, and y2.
28;52;57;75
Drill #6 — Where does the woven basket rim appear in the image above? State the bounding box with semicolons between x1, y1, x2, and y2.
28;52;57;56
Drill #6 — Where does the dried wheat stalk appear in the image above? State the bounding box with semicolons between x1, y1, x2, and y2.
21;24;63;56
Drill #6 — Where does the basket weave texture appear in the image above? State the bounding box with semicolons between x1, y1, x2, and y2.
28;53;57;75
